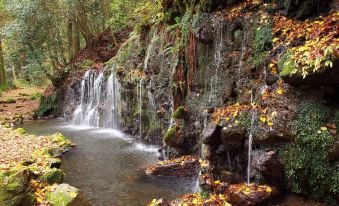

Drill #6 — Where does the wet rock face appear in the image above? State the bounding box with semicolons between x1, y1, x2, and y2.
251;150;284;183
201;122;221;145
220;126;246;151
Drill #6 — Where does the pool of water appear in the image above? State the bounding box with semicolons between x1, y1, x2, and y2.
23;119;196;206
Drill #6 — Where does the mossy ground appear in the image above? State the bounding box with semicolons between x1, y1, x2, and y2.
0;127;75;206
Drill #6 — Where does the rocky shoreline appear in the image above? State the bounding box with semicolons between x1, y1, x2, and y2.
0;127;90;206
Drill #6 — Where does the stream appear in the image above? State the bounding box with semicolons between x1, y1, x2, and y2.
22;119;196;206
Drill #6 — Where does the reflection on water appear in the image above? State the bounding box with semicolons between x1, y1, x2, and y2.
23;119;195;206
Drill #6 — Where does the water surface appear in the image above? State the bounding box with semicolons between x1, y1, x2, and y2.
23;119;195;206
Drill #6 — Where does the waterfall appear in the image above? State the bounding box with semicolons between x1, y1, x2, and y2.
209;21;223;103
237;24;248;86
247;91;256;184
104;73;121;129
138;78;144;139
72;70;121;129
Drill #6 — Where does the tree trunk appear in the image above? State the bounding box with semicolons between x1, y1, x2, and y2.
72;17;80;56
68;16;73;60
0;38;7;89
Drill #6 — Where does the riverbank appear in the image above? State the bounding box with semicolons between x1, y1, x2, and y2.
0;86;44;127
0;126;89;206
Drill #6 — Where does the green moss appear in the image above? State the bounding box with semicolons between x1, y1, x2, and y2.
3;98;16;104
171;106;187;120
200;188;210;199
16;128;26;135
3;123;10;128
46;190;75;206
35;93;61;117
238;112;251;128
42;169;64;184
280;101;338;204
164;127;176;144
28;92;43;100
250;16;273;66
0;168;32;206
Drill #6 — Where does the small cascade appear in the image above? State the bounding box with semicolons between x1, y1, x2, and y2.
247;90;256;184
137;78;144;139
237;24;248;86
193;174;201;193
72;70;121;129
209;21;223;103
104;73;121;129
146;80;158;131
144;31;158;70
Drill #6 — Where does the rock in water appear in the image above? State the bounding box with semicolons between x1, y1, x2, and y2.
46;184;91;206
145;156;200;177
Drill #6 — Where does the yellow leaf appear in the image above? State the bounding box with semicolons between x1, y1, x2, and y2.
192;198;198;204
266;187;272;193
214;180;221;184
269;63;275;68
224;202;232;206
276;88;283;95
267;121;273;126
320;127;327;131
260;116;267;123
37;197;43;203
272;37;279;43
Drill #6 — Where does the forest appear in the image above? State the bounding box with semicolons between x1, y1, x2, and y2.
0;0;338;206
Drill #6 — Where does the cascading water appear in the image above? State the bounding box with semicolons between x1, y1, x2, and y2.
208;21;223;103
104;73;121;129
247;90;256;184
237;24;248;86
137;78;144;139
72;70;121;129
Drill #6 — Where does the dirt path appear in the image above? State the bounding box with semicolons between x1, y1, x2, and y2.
0;87;44;122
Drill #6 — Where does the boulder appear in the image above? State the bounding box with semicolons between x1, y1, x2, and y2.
0;168;35;206
220;126;246;151
145;156;200;177
226;184;278;206
42;168;64;184
201;122;221;145
251;150;284;182
46;184;91;206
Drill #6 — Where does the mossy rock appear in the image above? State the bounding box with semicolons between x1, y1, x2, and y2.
3;123;10;128
0;168;35;206
42;169;64;185
35;93;61;117
3;98;16;104
47;148;65;158
171;106;187;120
163;127;176;145
46;158;62;169
51;133;73;147
46;184;91;206
16;128;26;135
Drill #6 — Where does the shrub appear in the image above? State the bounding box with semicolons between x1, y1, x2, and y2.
280;101;338;204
